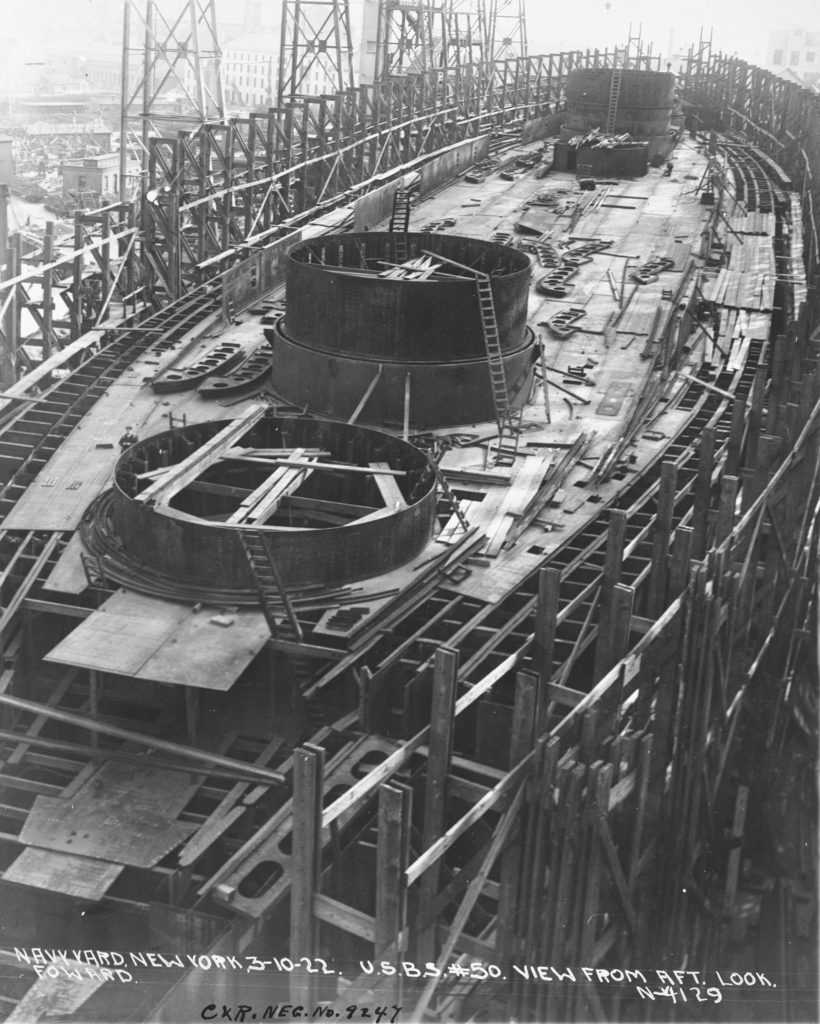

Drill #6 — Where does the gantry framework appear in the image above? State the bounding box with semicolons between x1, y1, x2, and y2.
486;0;527;61
119;0;225;204
278;0;355;104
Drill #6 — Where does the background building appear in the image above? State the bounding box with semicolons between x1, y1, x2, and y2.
766;26;820;90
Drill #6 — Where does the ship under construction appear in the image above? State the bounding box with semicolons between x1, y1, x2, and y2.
0;4;817;1022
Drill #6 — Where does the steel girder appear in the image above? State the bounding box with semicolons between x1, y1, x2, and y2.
278;0;356;105
143;48;619;299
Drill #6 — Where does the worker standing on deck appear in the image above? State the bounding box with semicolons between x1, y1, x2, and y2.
119;426;138;451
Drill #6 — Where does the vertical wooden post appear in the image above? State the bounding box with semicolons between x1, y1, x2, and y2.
592;510;627;683
668;525;693;598
715;474;739;546
375;780;412;1006
725;393;746;478
722;784;749;915
290;743;324;1005
534;567;560;735
42;222;54;360
71;215;84;341
692;426;715;559
744;366;766;471
496;671;536;962
594;582;634;684
416;646;458;961
89;671;99;750
647;462;677;616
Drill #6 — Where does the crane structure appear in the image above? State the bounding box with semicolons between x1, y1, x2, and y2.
486;0;527;61
277;0;355;104
119;0;225;201
374;0;449;79
444;0;489;68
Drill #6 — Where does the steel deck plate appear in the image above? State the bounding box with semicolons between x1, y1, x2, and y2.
19;761;198;868
3;847;123;900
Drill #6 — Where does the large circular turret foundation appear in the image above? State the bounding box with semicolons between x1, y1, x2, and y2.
106;415;437;592
268;232;536;429
560;67;677;163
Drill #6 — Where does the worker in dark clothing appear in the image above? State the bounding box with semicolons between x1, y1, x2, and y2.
663;161;674;176
119;426;138;451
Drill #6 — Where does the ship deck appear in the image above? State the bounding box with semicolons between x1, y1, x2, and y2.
0;128;807;1021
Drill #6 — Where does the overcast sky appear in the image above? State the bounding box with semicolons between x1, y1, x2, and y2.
0;0;816;67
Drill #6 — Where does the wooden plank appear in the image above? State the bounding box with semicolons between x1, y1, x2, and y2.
137;403;267;505
227;449;317;524
484;454;552;557
290;745;324;1005
222;455;407;476
370;462;407;508
314;894;375;941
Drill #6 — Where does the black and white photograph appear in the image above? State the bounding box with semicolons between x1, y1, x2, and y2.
0;0;817;1020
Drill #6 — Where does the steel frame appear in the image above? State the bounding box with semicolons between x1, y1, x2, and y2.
374;0;449;80
444;0;488;67
486;0;526;62
0;201;142;386
119;0;225;205
141;48;609;300
278;0;355;104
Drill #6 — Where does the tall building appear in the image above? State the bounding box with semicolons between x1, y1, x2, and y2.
766;26;820;88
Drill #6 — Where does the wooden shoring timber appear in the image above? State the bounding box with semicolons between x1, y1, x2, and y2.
726;390;748;479
416;646;459;961
375;782;412;985
541;762;586;1021
512;736;561;1017
290;744;324;1006
534;567;561;735
668;525;694;601
411;783;526;1022
574;762;615;1021
692;426;716;559
496;671;537;963
715;474;740;546
136;404;267;505
227;448;316;525
646;461;678;618
0;534;63;646
592;506;628;683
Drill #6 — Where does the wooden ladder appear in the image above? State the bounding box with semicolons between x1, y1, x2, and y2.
429;457;471;532
604;68;622;135
475;274;515;442
390;189;411;263
239;530;317;697
239;530;303;644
